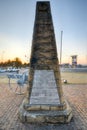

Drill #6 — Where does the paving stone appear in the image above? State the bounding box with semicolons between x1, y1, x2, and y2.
0;83;87;129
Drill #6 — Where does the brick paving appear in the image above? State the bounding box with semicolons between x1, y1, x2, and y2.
0;83;87;130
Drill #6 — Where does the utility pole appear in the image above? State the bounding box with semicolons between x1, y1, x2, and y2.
60;31;63;65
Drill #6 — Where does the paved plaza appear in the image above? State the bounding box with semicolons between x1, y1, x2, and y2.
0;83;87;130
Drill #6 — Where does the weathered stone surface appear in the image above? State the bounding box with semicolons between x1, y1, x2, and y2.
19;101;72;123
41;105;50;110
30;70;60;105
19;1;72;123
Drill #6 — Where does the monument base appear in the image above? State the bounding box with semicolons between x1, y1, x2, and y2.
19;100;72;123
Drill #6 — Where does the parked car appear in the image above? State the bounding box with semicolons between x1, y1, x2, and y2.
7;67;20;73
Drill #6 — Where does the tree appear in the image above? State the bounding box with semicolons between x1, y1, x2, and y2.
13;57;22;68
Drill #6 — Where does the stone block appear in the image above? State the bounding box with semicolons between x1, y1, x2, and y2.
25;105;41;111
41;105;50;110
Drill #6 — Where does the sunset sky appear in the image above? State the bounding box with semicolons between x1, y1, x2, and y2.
0;0;87;64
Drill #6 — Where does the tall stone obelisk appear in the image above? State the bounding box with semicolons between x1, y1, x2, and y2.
19;1;72;123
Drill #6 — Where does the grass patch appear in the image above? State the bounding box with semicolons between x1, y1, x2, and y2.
61;72;87;84
0;72;87;84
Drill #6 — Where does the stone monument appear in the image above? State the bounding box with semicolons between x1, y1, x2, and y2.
19;1;72;123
